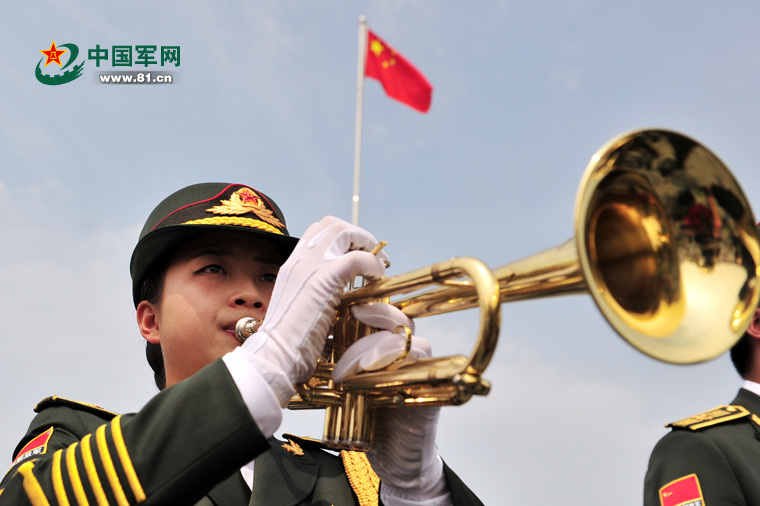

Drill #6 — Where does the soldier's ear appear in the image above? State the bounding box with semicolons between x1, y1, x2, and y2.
748;309;760;339
136;300;161;344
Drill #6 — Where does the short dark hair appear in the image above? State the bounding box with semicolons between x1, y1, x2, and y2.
730;330;753;379
137;258;169;390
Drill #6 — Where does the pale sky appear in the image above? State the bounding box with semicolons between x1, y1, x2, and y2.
2;2;760;504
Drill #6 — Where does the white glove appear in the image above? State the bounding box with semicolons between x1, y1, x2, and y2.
332;304;430;380
333;303;452;506
236;216;388;407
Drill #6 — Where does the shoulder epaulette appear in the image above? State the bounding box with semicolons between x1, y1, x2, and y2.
34;395;118;419
666;405;750;430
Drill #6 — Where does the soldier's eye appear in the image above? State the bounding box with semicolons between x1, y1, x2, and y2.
200;264;226;275
260;273;277;283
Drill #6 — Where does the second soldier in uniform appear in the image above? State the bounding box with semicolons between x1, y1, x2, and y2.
645;224;760;506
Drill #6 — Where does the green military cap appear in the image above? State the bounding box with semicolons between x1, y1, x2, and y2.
130;183;300;306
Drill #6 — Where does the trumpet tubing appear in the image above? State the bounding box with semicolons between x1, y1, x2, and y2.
286;129;760;451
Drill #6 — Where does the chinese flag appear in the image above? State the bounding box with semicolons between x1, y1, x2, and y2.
659;475;704;506
365;30;433;113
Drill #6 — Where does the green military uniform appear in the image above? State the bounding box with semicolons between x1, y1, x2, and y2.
644;388;760;505
0;360;482;506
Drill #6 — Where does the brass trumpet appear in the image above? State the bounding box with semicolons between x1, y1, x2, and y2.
247;129;760;451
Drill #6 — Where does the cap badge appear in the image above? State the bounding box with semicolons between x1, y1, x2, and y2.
206;188;285;229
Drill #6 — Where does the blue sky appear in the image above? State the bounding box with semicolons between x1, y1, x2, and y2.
2;2;759;504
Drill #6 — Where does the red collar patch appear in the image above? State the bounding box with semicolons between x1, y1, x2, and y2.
659;474;704;506
12;427;54;466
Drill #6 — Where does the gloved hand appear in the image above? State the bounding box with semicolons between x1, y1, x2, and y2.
237;216;388;407
333;303;452;505
332;303;431;379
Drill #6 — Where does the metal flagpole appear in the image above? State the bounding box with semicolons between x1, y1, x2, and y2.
352;15;367;226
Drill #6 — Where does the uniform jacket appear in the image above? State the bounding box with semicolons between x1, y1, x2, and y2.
644;388;760;506
0;359;482;506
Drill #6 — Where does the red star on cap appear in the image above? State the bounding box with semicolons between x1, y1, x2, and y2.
40;41;67;67
238;188;261;205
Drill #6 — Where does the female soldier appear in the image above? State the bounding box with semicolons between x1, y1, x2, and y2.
0;183;482;506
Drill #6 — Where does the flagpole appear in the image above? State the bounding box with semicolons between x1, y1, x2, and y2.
352;15;367;226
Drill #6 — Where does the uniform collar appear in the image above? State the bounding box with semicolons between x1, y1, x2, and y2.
205;471;251;506
249;437;319;506
734;384;760;414
742;379;760;398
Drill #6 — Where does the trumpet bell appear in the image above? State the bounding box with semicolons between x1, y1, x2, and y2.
577;129;759;363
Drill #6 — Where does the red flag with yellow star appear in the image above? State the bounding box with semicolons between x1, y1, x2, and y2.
365;30;432;113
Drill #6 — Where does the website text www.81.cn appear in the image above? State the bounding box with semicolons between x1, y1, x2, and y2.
96;71;175;84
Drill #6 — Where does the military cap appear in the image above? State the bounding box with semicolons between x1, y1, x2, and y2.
130;183;299;306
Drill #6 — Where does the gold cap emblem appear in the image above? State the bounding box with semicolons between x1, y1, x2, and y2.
206;188;285;229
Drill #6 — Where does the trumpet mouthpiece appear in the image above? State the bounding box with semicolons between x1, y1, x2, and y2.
235;317;261;343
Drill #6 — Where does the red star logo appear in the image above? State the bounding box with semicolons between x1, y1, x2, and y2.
238;188;261;205
40;41;67;67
